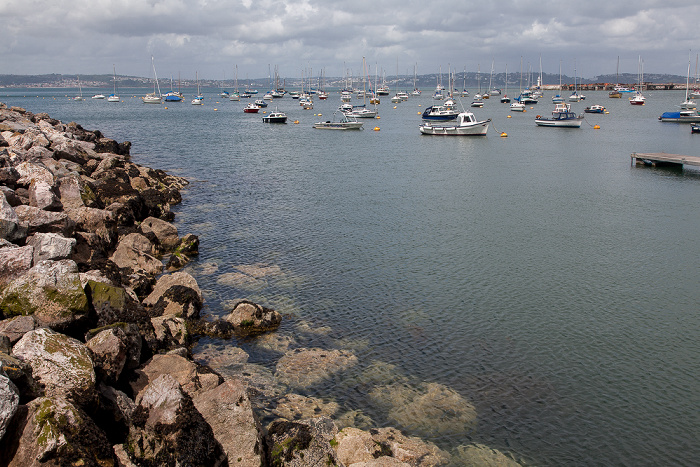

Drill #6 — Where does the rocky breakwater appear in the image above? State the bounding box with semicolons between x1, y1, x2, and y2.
0;102;522;466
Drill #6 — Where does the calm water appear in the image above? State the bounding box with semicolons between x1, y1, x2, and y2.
3;87;700;466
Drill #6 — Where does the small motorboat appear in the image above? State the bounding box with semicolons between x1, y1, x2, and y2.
419;111;490;136
421;103;459;121
263;108;288;123
313;111;363;130
629;91;646;105
691;124;700;133
92;94;106;99
584;104;606;113
243;103;260;113
535;103;584;128
254;99;268;108
510;102;525;112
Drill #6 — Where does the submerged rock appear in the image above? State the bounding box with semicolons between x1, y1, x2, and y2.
275;347;358;389
266;417;341;467
451;444;523;466
225;300;282;335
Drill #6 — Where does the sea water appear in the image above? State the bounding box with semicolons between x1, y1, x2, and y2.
3;87;699;466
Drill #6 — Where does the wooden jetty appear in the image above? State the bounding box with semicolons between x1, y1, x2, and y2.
631;152;700;168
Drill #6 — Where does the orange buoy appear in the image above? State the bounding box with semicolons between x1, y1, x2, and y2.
507;115;512;118
374;127;380;131
594;125;600;129
500;132;507;137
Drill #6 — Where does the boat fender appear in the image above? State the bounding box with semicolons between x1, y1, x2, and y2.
536;115;542;119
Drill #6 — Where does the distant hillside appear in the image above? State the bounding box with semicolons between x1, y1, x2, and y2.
0;72;692;89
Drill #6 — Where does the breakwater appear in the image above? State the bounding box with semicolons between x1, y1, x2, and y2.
0;102;521;466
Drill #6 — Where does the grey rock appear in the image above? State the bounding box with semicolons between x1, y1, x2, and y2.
0;244;33;289
0;315;37;344
266;416;342;467
86;327;128;383
0;193;26;243
26;232;76;263
14;204;75;237
0;368;19;442
110;232;163;276
140;216;179;250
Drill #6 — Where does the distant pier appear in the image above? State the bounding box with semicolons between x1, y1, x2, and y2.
631;152;700;168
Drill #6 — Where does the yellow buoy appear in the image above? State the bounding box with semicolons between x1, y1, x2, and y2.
418;104;422;107
318;113;322;116
164;107;168;109
294;120;299;124
394;106;397;109
507;115;512;118
376;116;380;119
530;106;534;109
418;112;421;115
605;111;610;114
594;125;600;129
214;108;218;111
262;110;266;113
374;127;380;131
501;132;508;137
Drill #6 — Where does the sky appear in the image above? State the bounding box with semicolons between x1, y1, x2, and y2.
2;0;700;81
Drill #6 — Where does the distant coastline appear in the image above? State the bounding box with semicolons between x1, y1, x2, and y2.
0;72;694;90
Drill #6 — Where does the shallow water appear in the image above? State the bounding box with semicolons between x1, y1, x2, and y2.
4;87;700;465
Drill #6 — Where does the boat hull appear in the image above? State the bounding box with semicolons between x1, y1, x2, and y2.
659;111;700;123
313;122;363;130
535;118;583;128
263;116;287;123
419;121;490;136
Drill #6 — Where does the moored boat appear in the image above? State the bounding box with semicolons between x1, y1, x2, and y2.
262;108;287;123
313;111;363;130
419;111;490;136
421;102;459;121
584;104;606;113
535;102;584;127
243;102;260;113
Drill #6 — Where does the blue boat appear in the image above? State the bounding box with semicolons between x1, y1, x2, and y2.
421;102;459;121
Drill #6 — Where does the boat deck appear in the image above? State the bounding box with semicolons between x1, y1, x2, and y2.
631;152;700;167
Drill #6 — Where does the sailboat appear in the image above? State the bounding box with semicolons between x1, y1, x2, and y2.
691;54;700;99
569;60;581;102
552;60;564;103
107;65;120;102
488;59;500;95
659;56;700;122
349;57;378;118
511;58;525;111
629;56;646;105
471;64;484;107
73;75;84;101
164;73;183;102
142;56;163;104
482;61;492;99
229;66;241;101
460;67;469;97
191;72;204;105
500;65;510;103
412;63;421;96
391;58;402;103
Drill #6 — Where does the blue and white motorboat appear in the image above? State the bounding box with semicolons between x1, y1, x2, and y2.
535;103;584;127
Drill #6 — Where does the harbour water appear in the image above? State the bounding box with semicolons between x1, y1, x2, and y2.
3;87;699;465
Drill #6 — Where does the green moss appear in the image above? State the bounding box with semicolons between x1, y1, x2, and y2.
0;282;37;316
239;320;254;328
329;438;338;448
80;183;97;204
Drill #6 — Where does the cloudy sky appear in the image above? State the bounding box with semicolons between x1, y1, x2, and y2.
2;0;699;80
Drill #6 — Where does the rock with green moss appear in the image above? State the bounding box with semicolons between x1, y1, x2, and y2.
0;259;89;331
0;396;113;466
12;327;96;407
266;416;342;467
125;374;226;466
225;300;282;336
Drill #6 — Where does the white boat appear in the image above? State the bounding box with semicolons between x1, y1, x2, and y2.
73;75;84;101
346;57;379;118
192;71;204;105
92;94;105;99
510;101;525;112
511;59;526;111
243;102;260;113
584;104;606;113
419;111;490;136
659;57;700;122
107;65;120;102
348;106;377;118
313;111;364;130
500;64;511;103
143;57;163;104
421;102;459;121
535;102;584;127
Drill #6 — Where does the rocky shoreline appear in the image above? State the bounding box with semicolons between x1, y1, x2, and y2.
0;102;522;466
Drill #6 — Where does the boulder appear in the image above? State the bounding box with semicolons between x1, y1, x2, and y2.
14;161;54;186
225;300;282;335
451;443;523;467
12;327;96;407
0;167;20;188
0;193;26;243
140;216;179;249
96;383;136;442
368;382;477;437
275;348;358;389
0;351;41;401
0;260;89;330
150;285;203;319
166;233;200;270
25;232;76;264
85;322;142;372
0;187;21;207
0;315;37;344
266;416;341;467
86;327;128;384
110;232;163;276
271;393;340;421
0;244;33;289
28;180;62;211
125;374;226;466
0;369;19;442
66;206;116;246
0;396;113;466
130;353;221;400
14;204;75;237
56;174;90;209
193;378;265;467
84;280;150;328
365;427;450;467
143;271;202;306
151;315;189;349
